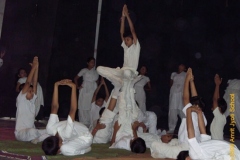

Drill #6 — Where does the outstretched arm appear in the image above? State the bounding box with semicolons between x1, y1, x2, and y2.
32;58;39;94
124;5;138;44
120;5;126;41
102;78;110;102
212;74;221;110
189;71;197;97
66;81;77;121
51;81;61;114
183;68;192;106
111;121;121;145
22;57;38;94
92;77;103;103
186;107;195;139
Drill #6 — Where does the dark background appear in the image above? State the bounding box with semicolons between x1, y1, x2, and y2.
0;0;240;134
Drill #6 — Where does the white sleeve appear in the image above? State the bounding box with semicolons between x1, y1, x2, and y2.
77;68;87;77
58;115;74;139
170;72;176;80
182;103;192;116
46;114;60;136
0;58;3;68
146;76;150;83
121;41;128;50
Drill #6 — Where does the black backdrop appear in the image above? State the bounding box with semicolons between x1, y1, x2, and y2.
0;0;240;134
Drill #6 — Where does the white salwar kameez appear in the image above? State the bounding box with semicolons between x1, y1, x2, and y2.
168;71;186;131
17;77;44;116
77;68;99;126
134;75;150;113
15;91;47;141
46;114;92;156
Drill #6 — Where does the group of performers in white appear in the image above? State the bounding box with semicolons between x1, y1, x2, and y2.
13;4;240;160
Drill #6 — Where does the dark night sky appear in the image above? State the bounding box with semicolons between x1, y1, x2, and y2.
0;0;240;131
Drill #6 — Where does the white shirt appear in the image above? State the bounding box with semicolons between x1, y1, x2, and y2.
15;91;37;133
170;72;186;93
121;40;140;71
0;58;3;68
18;77;27;84
46;114;93;155
110;135;132;151
90;101;106;126
210;107;226;140
178;103;207;144
188;134;240;160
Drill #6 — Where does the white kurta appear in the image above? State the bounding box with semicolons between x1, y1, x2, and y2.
0;58;3;68
134;75;150;113
18;77;44;116
137;110;158;135
188;134;240;160
178;103;207;144
89;101;106;130
46;114;92;156
168;72;186;131
77;68;99;126
97;40;141;83
210;107;226;140
15;91;47;141
223;79;240;133
169;72;186;110
150;138;189;159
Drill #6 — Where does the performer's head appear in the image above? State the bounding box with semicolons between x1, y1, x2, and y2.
177;151;190;160
130;137;146;153
139;65;148;75
123;30;133;47
42;136;61;155
87;57;95;69
178;64;186;73
161;134;173;143
96;94;105;107
190;96;205;110
217;98;227;114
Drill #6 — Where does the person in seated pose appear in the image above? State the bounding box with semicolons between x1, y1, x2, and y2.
89;77;109;130
210;74;227;140
42;79;92;156
15;57;48;143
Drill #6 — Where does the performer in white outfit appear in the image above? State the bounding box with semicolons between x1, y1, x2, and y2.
15;57;48;142
74;57;99;127
42;79;92;156
89;77;109;131
176;89;240;160
178;68;207;144
134;65;151;113
168;64;186;133
91;81;121;144
16;68;44;117
223;79;240;133
97;4;140;97
210;74;227;140
0;50;5;68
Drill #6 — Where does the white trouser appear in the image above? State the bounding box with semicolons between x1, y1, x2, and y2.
15;128;47;141
60;133;92;156
168;109;184;131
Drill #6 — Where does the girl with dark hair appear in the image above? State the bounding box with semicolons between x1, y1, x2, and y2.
74;57;99;127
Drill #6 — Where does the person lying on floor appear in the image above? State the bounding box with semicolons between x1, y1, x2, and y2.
42;79;92;156
177;97;240;160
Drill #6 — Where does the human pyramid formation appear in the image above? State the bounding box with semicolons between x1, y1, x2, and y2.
14;4;240;160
